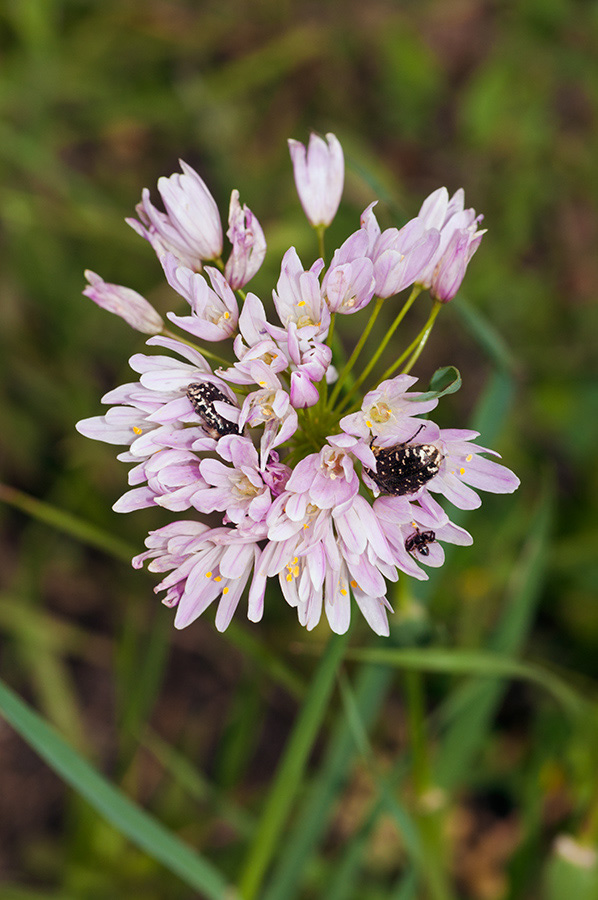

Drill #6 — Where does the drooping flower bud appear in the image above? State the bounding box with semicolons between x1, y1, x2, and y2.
83;271;163;334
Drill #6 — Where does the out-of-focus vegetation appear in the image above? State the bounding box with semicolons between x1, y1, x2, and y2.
1;1;597;898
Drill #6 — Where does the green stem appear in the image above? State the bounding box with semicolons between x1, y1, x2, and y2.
404;671;431;797
237;631;349;900
401;300;442;375
404;668;454;900
160;327;230;367
316;223;326;262
326;311;336;348
337;287;421;413
369;299;442;390
328;297;384;408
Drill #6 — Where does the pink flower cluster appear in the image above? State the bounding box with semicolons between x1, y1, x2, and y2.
77;133;516;636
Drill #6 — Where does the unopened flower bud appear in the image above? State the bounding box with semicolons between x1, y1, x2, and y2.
224;189;267;289
288;133;344;228
83;271;163;334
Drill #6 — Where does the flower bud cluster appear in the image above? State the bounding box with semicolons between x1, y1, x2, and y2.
77;133;518;636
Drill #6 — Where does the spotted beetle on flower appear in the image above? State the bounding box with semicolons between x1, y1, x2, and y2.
77;132;519;635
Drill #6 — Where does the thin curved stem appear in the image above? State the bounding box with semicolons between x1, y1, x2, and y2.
316;223;326;262
328;297;384;409
401;300;442;375
337;287;421;413
160;328;230;367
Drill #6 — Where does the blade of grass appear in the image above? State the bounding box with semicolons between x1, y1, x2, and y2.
0;484;305;699
262;661;394;900
337;673;454;900
434;478;555;789
141;726;255;838
0;678;234;900
345;646;581;719
0;483;134;563
238;631;349;900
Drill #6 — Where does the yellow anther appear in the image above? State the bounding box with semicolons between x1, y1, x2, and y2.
411;521;417;527
133;426;143;435
297;300;306;307
214;576;222;582
365;420;372;428
222;586;229;594
258;380;266;386
459;467;465;475
224;311;230;319
340;588;348;596
303;523;309;529
350;580;357;588
205;571;212;578
466;453;473;462
286;572;293;582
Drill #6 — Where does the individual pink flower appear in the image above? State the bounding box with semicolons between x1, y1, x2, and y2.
232;361;298;468
272;247;329;341
423;428;521;510
321;230;376;314
374;492;472;580
192;434;283;532
288;132;344;227
76;336;215;461
415;187;485;301
83;271;164;335
224;189;267;289
359;203;441;299
133;523;265;631
162;256;238;341
340;374;439;447
127;160;223;269
226;293;289;382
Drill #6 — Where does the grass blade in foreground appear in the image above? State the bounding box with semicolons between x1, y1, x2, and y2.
0;679;234;900
345;648;583;719
238;631;349;900
434;479;554;789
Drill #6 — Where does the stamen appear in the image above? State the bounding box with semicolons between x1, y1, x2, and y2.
350;580;357;588
205;571;212;578
340;588;348;596
459;467;465;475
132;426;143;435
466;453;473;462
222;586;229;594
214;576;222;582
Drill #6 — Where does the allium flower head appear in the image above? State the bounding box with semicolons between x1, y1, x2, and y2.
78;134;519;637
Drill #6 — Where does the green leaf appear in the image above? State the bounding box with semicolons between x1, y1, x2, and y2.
262;662;393;900
238;632;349;900
410;366;462;402
0;679;234;900
434;478;555;789
345;648;584;720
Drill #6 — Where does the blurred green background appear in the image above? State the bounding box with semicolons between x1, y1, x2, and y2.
1;1;598;898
